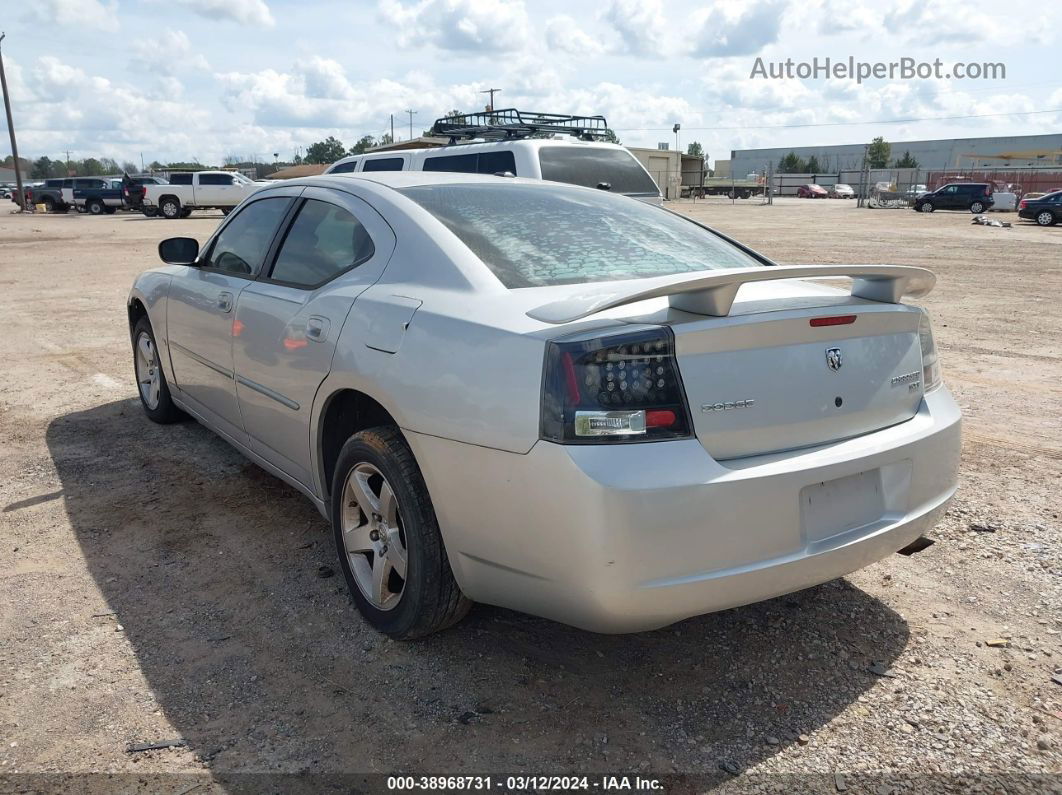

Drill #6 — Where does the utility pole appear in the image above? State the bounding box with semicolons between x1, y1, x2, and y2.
140;152;145;172
405;109;416;141
480;87;501;112
0;34;25;210
390;113;394;144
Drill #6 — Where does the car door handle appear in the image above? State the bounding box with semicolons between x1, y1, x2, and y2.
217;291;234;313
306;316;330;342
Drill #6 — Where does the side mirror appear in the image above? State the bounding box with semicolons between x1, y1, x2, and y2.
159;237;199;265
596;182;612;191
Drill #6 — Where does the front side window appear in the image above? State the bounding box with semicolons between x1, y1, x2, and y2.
269;199;375;287
362;157;404;172
538;147;659;196
204;197;291;276
399;183;760;288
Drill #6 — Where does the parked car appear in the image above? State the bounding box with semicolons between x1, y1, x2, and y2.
141;170;263;218
913;183;994;214
829;183;854;199
127;172;960;638
1017;191;1062;226
326;139;662;204
22;178;69;212
61;177;123;214
797;184;828;198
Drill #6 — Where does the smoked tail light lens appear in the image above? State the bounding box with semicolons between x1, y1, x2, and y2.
541;327;692;444
918;311;942;392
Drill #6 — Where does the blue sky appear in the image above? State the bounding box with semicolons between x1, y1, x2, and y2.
2;0;1060;168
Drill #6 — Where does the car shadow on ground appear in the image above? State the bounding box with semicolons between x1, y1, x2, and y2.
46;400;910;781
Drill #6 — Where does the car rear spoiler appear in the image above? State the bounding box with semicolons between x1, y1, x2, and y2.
525;264;935;324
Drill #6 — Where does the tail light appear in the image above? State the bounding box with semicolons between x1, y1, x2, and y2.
918;311;942;392
1019;200;1027;210
541;327;692;444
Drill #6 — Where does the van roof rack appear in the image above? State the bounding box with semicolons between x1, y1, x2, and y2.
430;109;610;144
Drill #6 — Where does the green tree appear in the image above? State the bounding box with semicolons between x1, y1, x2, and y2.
379;132;393;146
806;155;822;173
304;136;347;164
894;150;919;168
778;152;807;173
601;128;622;145
31;156;54;179
686;141;704;158
867;136;891;169
348;135;377;155
80;158;104;176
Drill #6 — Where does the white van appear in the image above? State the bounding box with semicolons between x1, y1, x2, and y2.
324;139;662;204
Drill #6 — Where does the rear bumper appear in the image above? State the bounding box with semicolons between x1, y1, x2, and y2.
408;387;961;633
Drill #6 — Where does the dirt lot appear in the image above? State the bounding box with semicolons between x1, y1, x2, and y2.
1;199;1060;792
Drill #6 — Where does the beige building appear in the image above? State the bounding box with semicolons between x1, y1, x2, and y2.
627;147;706;199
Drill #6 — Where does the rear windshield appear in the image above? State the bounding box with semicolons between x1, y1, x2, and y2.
399;183;759;288
538;147;659;196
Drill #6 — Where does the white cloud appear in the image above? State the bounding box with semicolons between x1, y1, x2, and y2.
379;0;530;52
883;0;1033;46
817;0;880;35
691;0;785;57
545;16;605;56
602;0;668;57
23;0;119;31
130;30;210;76
175;0;275;27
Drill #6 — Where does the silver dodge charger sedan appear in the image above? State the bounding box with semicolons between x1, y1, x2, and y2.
127;172;961;638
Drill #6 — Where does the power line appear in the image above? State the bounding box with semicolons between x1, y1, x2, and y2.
614;107;1062;133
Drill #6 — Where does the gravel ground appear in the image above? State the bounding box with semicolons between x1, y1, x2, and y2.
0;199;1060;793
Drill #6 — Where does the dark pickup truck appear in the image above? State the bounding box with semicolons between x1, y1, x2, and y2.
16;179;69;212
62;177;124;214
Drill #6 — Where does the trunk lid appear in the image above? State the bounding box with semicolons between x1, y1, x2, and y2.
672;298;924;460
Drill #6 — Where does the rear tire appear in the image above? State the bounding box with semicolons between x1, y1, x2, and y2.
132;317;184;424
42;196;56;213
1036;211;1056;226
970;201;986;214
142;207;158;218
331;427;471;639
160;197;181;219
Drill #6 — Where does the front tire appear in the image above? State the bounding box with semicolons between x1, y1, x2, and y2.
331;427;470;639
919;202;934;213
1037;211;1056;226
132;317;184;423
970;201;986;214
86;198;105;215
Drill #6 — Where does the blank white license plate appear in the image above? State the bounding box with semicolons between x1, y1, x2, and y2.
800;469;885;543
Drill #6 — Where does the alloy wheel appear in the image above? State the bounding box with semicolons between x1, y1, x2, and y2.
1037;211;1055;226
135;331;161;410
341;462;408;611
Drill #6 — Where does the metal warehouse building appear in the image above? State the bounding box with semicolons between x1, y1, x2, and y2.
729;132;1062;177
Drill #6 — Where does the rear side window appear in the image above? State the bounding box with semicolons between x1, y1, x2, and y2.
538;147;659;196
170;173;193;185
362;157;404;172
204;197;291;276
330;160;360;174
422;151;516;175
424;153;478;173
269;199;375;287
199;173;234;185
399;183;758;288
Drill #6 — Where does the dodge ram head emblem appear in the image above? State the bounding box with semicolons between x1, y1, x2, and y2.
825;347;843;371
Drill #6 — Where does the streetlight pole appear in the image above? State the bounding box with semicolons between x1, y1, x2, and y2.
0;32;26;211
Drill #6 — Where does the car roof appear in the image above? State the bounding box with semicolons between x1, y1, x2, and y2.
307;171;556;190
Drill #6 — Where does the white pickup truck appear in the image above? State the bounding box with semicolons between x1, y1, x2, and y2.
142;171;263;219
